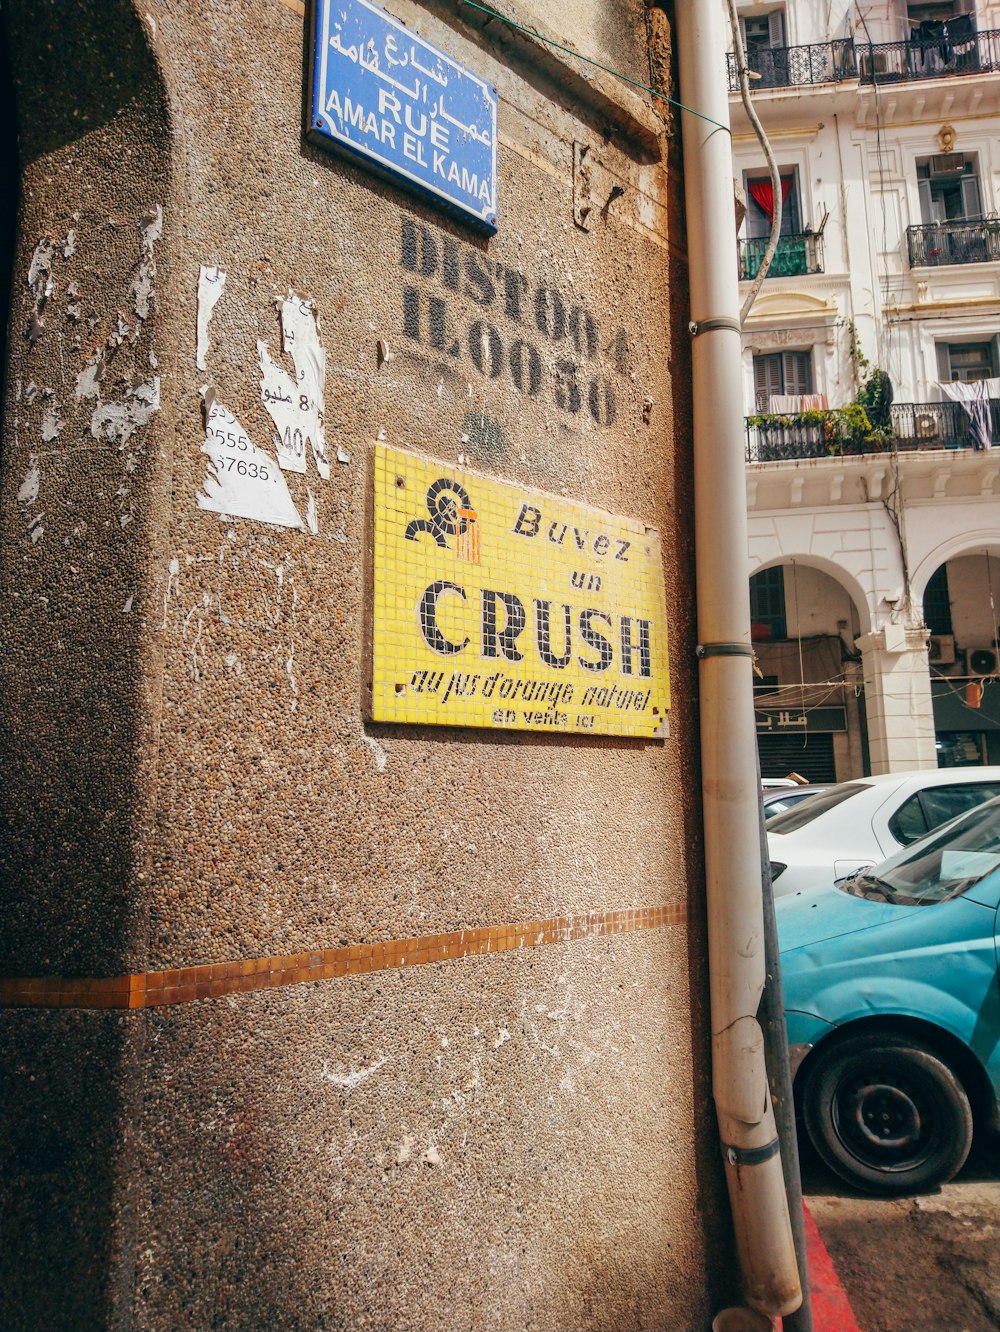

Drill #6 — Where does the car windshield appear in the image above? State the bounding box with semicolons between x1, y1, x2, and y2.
766;783;866;835
841;797;1000;906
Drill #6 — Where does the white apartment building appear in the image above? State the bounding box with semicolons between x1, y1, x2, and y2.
729;0;1000;779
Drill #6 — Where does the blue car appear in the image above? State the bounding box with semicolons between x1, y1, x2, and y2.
777;794;1000;1194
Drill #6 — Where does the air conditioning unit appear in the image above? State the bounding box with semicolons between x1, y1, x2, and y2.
930;153;965;177
968;646;999;676
916;412;940;441
928;633;957;665
860;50;890;76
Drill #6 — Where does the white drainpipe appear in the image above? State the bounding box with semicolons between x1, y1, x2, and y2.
673;1;802;1317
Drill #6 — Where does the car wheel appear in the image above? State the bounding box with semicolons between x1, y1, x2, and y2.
802;1032;973;1194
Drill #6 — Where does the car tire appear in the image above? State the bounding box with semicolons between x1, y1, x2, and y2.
802;1032;973;1194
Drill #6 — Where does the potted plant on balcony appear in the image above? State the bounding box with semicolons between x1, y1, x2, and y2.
823;402;873;454
857;364;893;425
833;321;896;452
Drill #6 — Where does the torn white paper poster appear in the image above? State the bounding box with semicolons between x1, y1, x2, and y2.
257;293;330;479
196;265;226;370
197;388;303;530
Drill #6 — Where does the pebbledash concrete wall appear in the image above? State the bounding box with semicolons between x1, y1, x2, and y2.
0;2;733;1328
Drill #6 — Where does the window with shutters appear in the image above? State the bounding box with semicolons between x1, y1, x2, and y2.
738;11;790;89
740;10;788;55
936;340;999;381
917;155;982;223
750;567;788;641
740;169;823;279
741;10;785;56
906;1;976;25
923;564;953;635
910;155;997;267
745;172;801;239
907;2;960;21
752;350;813;410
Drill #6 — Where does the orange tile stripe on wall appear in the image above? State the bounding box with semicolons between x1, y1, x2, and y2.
0;905;686;1010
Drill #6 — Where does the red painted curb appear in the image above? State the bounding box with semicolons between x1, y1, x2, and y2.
779;1204;862;1332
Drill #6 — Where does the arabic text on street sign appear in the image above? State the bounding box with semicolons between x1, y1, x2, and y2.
755;706;847;733
309;0;498;230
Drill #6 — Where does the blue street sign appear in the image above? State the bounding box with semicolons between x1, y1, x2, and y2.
309;0;498;231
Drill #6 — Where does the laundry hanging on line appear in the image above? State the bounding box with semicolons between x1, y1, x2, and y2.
769;393;829;414
939;377;1000;450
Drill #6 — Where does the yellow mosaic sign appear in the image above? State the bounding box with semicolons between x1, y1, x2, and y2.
371;444;670;737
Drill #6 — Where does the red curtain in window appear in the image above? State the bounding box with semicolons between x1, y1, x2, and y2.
749;177;792;221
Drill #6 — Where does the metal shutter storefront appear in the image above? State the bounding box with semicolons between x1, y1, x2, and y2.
758;732;836;784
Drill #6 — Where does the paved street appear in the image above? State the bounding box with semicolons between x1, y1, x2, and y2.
804;1138;1000;1332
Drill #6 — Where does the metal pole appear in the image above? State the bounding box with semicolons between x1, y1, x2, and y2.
756;769;814;1332
674;0;801;1316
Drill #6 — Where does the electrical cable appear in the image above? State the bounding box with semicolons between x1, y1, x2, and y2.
855;4;899;389
790;560;810;749
459;0;730;131
986;550;997;646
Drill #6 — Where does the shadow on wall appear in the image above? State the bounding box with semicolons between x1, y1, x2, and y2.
0;3;172;1328
0;12;17;420
0;0;173;977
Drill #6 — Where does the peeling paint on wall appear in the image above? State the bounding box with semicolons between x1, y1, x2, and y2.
257;294;329;479
131;205;162;325
195;265;226;370
23;222;85;355
40;395;62;443
17;456;40;506
27;238;55;301
162;556;181;629
319;1056;391;1091
90;378;161;448
16;453;44;545
197;387;304;529
182;593;212;682
56;208;166;455
76;353;103;402
361;733;388;773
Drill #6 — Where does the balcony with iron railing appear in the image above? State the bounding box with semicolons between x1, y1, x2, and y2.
859;27;1000;84
727;39;857;90
907;219;1000;267
745;400;1000;463
729;29;1000;93
739;232;824;281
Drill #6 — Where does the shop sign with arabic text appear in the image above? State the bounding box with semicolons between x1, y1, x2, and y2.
309;0;498;230
371;445;671;738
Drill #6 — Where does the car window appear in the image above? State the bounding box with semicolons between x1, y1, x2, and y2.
920;783;1000;830
846;797;1000;906
887;793;928;845
888;783;1000;847
766;784;867;834
764;793;810;820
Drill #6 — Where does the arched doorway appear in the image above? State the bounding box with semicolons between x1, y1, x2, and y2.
920;546;1000;766
750;559;868;782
